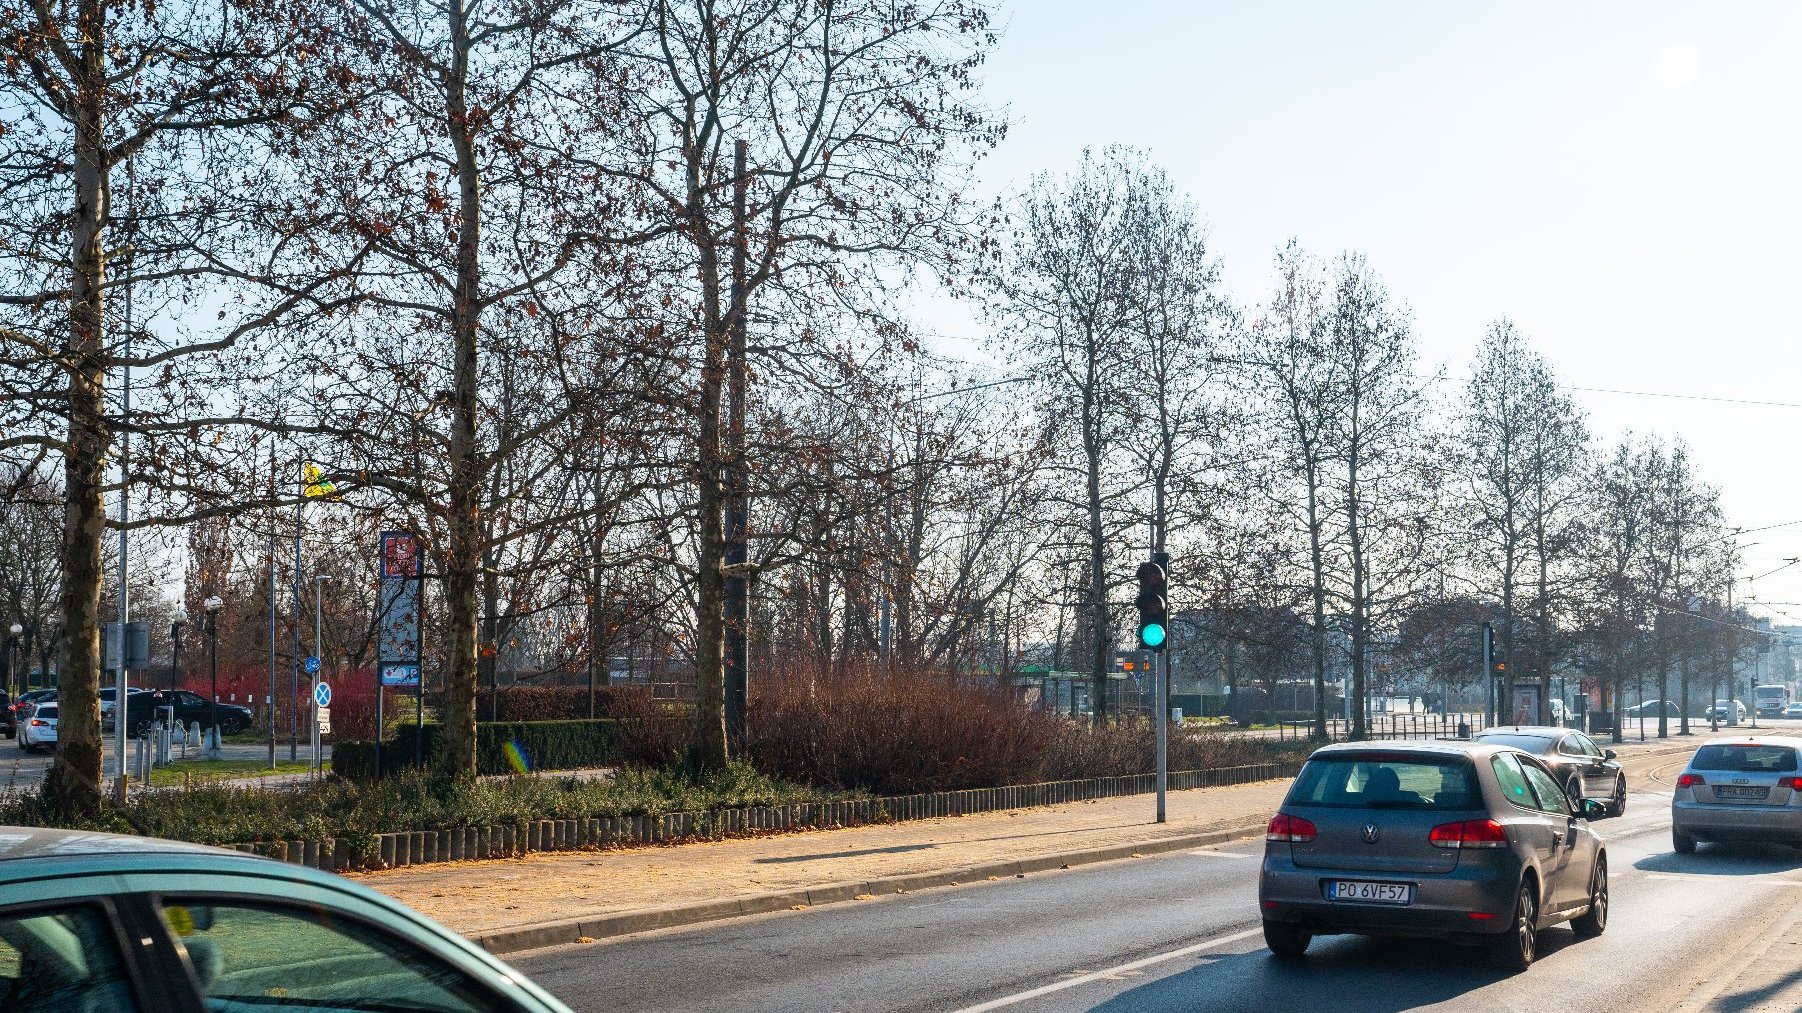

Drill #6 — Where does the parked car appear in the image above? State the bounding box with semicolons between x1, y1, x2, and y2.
1704;700;1748;723
1473;726;1627;816
1260;739;1611;971
123;689;254;737
1672;737;1802;853
9;688;53;726
0;690;10;739
1622;699;1683;720
1784;703;1802;720
0;826;575;1012
97;685;146;731
17;702;57;753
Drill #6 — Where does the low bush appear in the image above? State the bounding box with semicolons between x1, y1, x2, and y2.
1038;718;1310;780
0;763;849;852
745;670;1051;794
334;719;622;779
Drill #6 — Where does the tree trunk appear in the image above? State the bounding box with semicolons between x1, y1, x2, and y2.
1083;344;1109;720
48;0;110;817
1304;456;1330;741
437;0;483;778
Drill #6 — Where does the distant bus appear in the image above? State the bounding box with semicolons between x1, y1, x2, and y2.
1755;684;1789;717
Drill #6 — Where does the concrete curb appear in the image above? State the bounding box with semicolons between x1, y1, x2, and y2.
473;818;1269;955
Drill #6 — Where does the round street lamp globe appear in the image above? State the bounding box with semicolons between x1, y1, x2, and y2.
203;596;224;613
172;608;188;626
8;623;20;637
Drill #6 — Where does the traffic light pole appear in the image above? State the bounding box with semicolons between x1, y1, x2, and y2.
1155;649;1167;824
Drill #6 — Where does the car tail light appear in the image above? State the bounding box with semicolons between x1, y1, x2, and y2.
29;719;45;727
1781;777;1802;790
1676;773;1705;789
1429;819;1509;849
1266;813;1318;843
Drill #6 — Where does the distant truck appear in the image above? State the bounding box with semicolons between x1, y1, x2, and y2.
1755;684;1790;718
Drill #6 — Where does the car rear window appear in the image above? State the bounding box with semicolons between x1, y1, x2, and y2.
1475;733;1556;752
1287;754;1479;810
35;706;56;719
1691;744;1800;772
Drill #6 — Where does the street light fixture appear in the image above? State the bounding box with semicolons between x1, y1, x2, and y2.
203;596;224;756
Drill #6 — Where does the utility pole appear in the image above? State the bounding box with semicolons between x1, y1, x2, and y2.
723;138;750;748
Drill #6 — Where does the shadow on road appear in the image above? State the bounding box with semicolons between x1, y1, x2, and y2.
754;843;939;864
1087;930;1574;1013
1633;842;1802;876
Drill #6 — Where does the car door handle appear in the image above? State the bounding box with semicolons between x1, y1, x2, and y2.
1550;830;1564;846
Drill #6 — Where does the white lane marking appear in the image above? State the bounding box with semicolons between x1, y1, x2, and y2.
950;926;1263;1013
1188;850;1250;858
1645;872;1802;886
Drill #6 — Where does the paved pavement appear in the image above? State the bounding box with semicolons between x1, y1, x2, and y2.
507;744;1802;1012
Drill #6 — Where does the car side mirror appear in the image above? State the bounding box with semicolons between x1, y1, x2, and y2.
1603;749;1617;761
1579;798;1609;821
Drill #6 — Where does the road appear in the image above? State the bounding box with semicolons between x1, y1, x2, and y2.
0;735;327;793
515;740;1802;1012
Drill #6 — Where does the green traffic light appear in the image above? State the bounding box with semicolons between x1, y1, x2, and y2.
1141;623;1166;648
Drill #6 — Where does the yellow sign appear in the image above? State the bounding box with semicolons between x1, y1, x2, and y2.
302;462;336;499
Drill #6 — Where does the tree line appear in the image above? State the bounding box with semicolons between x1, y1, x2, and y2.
0;3;1747;818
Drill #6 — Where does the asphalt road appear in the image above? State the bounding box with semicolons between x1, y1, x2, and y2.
515;748;1802;1013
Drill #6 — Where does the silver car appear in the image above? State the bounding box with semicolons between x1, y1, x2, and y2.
1671;737;1802;852
1260;740;1611;971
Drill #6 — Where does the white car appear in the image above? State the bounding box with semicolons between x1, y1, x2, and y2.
1705;700;1748;723
1786;703;1802;720
18;702;58;752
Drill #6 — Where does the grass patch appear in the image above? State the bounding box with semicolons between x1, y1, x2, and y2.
147;759;315;788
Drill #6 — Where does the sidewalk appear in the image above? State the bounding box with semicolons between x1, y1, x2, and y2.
354;737;1697;954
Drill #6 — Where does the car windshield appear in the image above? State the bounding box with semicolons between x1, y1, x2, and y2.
1691;745;1799;772
1287;754;1479;810
1475;733;1556;752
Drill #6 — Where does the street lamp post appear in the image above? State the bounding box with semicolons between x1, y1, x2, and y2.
5;622;20;705
203;596;223;756
170;608;188;693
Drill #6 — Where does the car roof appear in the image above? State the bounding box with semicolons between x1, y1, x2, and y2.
1693;736;1802;749
0;826;230;866
1306;739;1525;761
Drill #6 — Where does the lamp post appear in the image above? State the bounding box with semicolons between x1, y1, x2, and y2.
203;596;223;756
4;622;20;704
170;608;188;693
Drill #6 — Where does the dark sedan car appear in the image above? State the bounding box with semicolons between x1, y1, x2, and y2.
0;826;574;1011
1474;726;1627;816
1259;740;1611;971
123;688;254;737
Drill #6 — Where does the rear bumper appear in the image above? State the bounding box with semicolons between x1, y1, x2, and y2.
1258;848;1521;938
1673;801;1802;843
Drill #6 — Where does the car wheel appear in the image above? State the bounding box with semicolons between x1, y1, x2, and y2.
1611;776;1627;817
1489;881;1538;971
223;716;247;735
1571;856;1608;938
1263;919;1311;959
1674;829;1698;854
1565;777;1584;807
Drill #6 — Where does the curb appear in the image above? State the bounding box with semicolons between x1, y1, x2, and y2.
473;818;1269;955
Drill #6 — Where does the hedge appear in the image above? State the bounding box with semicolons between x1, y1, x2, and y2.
333;719;621;780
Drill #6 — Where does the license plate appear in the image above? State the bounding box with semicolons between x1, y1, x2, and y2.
1327;880;1413;904
1717;786;1768;799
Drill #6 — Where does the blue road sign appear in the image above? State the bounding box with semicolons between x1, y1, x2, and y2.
304;655;320;675
314;682;332;708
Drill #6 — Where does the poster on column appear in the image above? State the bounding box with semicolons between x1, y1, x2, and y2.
377;531;424;686
1510;684;1542;726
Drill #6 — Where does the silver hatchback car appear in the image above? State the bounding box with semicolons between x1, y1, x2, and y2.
1671;737;1802;852
1260;740;1611;971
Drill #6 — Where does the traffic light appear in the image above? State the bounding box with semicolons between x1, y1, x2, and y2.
1135;560;1168;651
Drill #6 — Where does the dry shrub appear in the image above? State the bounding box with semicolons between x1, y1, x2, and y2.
602;686;690;768
745;669;1052;794
1039;719;1309;780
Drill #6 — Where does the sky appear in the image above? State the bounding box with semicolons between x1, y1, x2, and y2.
922;1;1802;618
